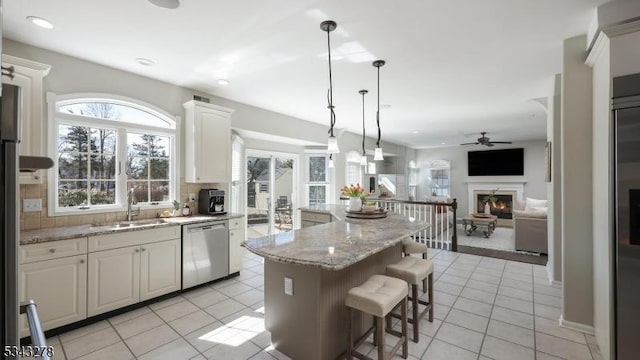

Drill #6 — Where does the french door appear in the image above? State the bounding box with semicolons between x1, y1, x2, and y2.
246;150;298;238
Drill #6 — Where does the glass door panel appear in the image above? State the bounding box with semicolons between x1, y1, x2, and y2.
247;156;271;238
274;157;294;233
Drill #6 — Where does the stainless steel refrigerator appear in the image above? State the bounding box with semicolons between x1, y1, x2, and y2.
613;73;640;360
1;83;21;357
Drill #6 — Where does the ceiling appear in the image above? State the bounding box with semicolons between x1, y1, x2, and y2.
3;0;609;149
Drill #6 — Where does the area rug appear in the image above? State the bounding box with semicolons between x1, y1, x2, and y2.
457;226;515;251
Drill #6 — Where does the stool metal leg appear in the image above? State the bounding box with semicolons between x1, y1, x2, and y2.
422;253;428;293
401;296;408;359
412;284;419;342
376;316;385;360
428;273;434;322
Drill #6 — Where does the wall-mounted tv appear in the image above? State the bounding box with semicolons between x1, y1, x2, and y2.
468;148;524;176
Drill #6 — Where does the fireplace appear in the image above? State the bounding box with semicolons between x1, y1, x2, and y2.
467;181;525;228
476;193;513;220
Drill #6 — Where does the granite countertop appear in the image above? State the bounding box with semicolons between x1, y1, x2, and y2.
20;213;244;245
244;204;430;271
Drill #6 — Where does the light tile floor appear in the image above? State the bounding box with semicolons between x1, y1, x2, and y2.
28;248;604;360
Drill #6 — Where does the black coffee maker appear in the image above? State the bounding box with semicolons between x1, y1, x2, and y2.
198;189;226;215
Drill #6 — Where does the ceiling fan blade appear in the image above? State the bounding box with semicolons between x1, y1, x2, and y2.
488;141;512;144
460;142;480;146
485;143;495;147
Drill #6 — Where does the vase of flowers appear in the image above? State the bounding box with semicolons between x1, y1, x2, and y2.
483;188;499;215
341;184;365;211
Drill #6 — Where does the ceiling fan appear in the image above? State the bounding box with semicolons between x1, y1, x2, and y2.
460;132;512;147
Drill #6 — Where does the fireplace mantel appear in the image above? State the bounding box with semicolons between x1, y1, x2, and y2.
466;180;526;215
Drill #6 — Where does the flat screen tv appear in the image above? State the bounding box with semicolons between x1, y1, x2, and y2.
468;148;524;176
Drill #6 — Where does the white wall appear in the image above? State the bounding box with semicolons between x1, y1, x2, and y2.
588;33;612;360
560;34;594;329
547;74;563;284
415;140;547;217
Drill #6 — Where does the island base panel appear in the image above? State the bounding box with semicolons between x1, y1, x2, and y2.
264;244;402;360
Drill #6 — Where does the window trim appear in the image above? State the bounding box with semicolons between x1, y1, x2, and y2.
47;92;180;216
305;153;330;206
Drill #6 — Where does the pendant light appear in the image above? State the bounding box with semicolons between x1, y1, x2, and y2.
359;89;368;166
373;60;386;161
321;20;340;154
328;154;335;168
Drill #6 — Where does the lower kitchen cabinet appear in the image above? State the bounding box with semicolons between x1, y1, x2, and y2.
88;239;181;317
87;246;140;317
229;218;244;274
20;254;87;337
140;239;181;301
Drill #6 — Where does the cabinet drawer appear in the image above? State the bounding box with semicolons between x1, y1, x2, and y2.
301;211;331;223
20;238;88;264
89;226;180;252
228;218;242;230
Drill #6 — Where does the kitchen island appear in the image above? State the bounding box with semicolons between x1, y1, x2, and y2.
243;204;430;360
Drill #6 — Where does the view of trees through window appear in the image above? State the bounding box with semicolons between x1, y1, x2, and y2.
56;102;172;208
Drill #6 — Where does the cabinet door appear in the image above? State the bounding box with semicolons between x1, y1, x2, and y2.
87;246;140;317
140;239;181;301
229;228;244;274
195;108;230;183
20;255;87;336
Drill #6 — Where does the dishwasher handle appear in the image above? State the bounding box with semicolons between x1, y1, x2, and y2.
188;223;226;233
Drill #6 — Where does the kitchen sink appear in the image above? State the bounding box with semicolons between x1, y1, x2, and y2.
91;218;169;229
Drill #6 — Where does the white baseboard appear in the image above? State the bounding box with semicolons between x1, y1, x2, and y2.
559;315;595;335
546;265;562;286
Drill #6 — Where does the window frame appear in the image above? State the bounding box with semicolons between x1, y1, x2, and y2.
305;153;330;206
47;92;180;216
345;150;362;187
428;160;451;197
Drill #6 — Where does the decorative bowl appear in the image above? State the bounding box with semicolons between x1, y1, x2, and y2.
361;205;378;213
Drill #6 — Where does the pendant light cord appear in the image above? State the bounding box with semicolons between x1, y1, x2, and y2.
362;91;366;156
376;65;381;147
326;29;336;137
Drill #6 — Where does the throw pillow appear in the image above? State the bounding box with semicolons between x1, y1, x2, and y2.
525;197;547;210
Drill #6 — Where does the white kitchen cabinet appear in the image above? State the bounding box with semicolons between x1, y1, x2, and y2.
87;227;181;316
87;246;140;317
140;239;181;301
228;218;244;274
183;100;234;183
19;254;87;337
1;55;51;184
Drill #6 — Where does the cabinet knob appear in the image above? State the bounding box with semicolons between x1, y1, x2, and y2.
141;248;146;252
135;248;140;253
49;249;56;253
80;259;85;264
230;232;234;236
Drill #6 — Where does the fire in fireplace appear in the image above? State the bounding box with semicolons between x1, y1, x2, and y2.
476;194;513;220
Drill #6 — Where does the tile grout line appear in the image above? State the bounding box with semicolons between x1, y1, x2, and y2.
531;265;537;360
475;256;507;360
106;317;139;360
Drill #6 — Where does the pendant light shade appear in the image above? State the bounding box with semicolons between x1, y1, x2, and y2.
321;20;340;154
373;59;385;161
328;154;335;168
359;89;368;166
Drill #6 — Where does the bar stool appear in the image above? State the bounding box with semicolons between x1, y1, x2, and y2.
401;237;429;293
386;257;434;342
345;274;408;360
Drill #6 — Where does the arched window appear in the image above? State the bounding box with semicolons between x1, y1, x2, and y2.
48;93;178;215
345;150;362;186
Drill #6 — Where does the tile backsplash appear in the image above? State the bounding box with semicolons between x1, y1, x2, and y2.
19;176;224;230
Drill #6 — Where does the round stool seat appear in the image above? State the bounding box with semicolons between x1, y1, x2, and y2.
346;274;408;318
387;257;433;285
401;238;429;254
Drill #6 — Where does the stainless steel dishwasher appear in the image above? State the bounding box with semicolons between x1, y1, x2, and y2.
182;221;229;289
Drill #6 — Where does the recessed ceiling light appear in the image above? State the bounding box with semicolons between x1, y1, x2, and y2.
217;79;230;86
135;58;155;66
27;16;54;29
441;142;446;145
148;0;180;9
412;130;419;134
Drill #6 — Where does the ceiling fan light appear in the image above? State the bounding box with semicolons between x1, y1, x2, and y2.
327;136;340;154
360;155;368;166
374;147;384;161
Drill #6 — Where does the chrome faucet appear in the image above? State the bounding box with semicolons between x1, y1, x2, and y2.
127;188;140;221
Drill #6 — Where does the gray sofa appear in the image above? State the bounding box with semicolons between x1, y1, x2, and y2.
513;205;548;254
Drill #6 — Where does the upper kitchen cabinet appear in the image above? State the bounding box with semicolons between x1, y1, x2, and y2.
2;55;51;184
183;100;234;183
